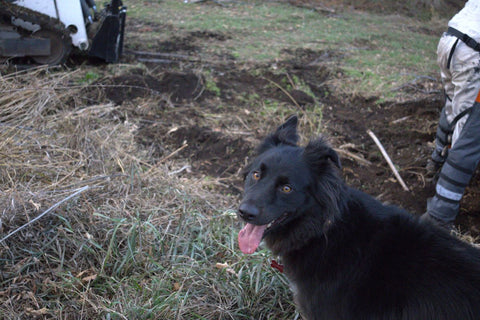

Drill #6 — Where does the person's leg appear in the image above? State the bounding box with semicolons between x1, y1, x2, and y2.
427;101;480;223
426;37;480;226
429;34;456;169
449;40;480;146
426;39;480;224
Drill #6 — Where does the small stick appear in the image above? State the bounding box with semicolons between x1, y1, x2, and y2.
146;143;189;174
137;58;174;64
262;77;302;110
168;165;192;176
334;148;372;166
0;186;90;243
161;143;188;162
367;130;410;192
125;50;194;60
391;116;410;124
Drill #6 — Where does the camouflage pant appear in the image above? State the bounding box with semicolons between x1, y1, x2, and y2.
428;33;480;222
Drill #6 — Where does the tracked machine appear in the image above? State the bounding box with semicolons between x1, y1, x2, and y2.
0;0;126;65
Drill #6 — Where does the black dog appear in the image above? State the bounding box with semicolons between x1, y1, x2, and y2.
237;116;480;320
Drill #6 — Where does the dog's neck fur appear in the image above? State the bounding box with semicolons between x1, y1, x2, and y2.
265;211;328;255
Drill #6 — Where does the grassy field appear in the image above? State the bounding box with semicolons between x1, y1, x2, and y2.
127;0;444;100
0;1;451;319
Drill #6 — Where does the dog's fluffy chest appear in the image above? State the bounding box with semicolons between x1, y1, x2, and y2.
287;274;345;320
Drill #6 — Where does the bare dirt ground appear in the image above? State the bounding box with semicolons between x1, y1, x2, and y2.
109;8;480;236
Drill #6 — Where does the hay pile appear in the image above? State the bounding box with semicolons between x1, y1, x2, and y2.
0;66;148;317
0;66;294;319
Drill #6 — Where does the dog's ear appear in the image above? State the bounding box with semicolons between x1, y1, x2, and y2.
240;161;253;181
303;137;341;171
257;115;299;154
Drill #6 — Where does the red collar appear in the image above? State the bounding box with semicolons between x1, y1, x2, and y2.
270;259;284;273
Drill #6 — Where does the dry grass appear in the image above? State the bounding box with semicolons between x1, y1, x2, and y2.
0;61;473;317
0;63;474;319
0;66;296;319
0;1;471;318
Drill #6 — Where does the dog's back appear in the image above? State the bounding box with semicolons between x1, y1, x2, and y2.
237;116;480;320
286;187;480;320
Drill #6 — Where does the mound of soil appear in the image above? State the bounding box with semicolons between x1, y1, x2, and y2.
168;126;250;177
104;72;204;104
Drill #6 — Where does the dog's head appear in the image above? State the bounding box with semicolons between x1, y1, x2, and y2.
237;115;342;255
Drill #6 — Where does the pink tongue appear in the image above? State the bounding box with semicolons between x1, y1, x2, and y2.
238;223;267;254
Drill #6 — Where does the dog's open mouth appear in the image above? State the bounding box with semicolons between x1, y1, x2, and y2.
238;212;288;254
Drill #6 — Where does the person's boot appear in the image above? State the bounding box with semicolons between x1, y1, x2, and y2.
420;212;456;233
425;159;443;182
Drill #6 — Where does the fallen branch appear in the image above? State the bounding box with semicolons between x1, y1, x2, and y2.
367;130;409;192
0;186;90;243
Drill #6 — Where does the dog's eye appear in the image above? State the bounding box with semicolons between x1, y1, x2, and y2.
252;171;261;180
280;184;293;193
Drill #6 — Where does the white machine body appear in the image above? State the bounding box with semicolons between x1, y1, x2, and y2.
12;0;89;50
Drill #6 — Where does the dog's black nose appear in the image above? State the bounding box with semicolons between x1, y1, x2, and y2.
238;202;260;222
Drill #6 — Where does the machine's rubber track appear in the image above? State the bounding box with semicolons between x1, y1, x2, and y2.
0;0;72;50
